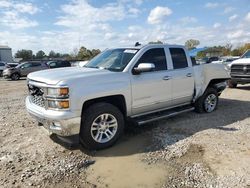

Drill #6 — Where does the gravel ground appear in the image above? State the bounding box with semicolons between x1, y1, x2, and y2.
1;78;250;188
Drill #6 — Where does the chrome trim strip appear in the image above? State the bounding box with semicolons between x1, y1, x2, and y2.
44;95;69;99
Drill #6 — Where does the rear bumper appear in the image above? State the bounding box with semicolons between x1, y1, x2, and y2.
26;96;81;136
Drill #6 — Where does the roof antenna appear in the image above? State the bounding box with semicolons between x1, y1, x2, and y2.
135;42;141;47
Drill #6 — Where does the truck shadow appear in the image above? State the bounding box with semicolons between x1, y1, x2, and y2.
51;96;250;157
90;97;250;157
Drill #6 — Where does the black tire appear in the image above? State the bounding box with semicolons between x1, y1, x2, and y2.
194;87;218;113
11;73;20;80
227;80;237;88
80;103;124;150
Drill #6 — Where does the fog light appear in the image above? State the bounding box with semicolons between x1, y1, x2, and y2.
59;101;69;108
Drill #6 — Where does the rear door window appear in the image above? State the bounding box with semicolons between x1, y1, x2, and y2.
170;48;188;69
32;62;41;67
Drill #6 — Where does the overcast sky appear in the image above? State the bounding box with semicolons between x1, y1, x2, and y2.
0;0;249;53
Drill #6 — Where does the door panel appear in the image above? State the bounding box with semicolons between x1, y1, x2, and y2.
131;71;172;114
130;47;172;115
167;68;194;105
20;63;32;76
168;47;195;105
31;63;43;72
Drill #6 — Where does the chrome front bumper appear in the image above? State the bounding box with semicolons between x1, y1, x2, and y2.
26;96;81;136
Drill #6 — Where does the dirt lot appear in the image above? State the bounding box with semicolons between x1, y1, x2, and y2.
1;79;250;188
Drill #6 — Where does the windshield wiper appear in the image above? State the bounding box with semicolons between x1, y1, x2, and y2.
83;66;99;69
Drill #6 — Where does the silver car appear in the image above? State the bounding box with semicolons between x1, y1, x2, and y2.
3;61;49;80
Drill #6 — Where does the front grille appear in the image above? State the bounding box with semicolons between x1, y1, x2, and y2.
231;64;250;75
30;95;45;108
28;84;45;108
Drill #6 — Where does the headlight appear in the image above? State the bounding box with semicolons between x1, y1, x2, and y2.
47;87;69;97
48;100;69;109
45;87;70;110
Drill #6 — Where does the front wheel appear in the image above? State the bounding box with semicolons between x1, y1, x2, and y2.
11;73;20;80
80;103;124;150
194;87;218;113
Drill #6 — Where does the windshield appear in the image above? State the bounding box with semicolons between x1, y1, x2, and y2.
84;48;138;72
16;63;26;68
242;50;250;58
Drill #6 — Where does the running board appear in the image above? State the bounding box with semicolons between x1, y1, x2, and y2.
133;105;195;125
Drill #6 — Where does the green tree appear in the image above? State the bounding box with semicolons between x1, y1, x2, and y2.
185;39;200;50
148;40;163;44
15;49;33;60
48;50;56;58
238;43;250;55
222;43;232;56
91;49;101;57
77;46;93;60
197;51;206;58
231;49;241;56
36;50;46;59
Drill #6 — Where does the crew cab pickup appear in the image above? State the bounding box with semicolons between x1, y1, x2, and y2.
26;44;230;150
228;50;250;88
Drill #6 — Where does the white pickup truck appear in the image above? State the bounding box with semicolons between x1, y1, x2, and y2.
26;44;230;150
228;50;250;88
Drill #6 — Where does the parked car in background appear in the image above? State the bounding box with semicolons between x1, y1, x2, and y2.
204;56;219;63
0;61;8;76
70;61;89;67
3;61;49;80
47;60;71;69
212;56;239;65
78;61;89;67
228;50;250;88
197;56;219;64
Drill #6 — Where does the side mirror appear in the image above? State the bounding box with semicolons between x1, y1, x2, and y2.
133;63;155;74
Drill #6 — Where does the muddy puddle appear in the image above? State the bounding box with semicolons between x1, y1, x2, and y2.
86;133;169;188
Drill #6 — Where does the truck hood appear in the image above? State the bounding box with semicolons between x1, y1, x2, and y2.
28;67;112;85
229;58;250;66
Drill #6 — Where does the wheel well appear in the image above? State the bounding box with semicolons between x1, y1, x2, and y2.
207;79;228;88
11;72;20;76
207;79;228;95
82;95;127;116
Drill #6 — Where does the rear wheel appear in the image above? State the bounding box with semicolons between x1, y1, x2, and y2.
194;87;218;113
80;103;124;150
11;73;20;80
228;80;237;88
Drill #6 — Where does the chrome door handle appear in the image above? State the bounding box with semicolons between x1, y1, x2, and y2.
186;73;192;77
163;76;172;80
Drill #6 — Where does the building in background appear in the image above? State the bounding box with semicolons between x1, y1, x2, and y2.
0;46;13;63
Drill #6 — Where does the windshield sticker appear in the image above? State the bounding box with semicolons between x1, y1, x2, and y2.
124;49;138;54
